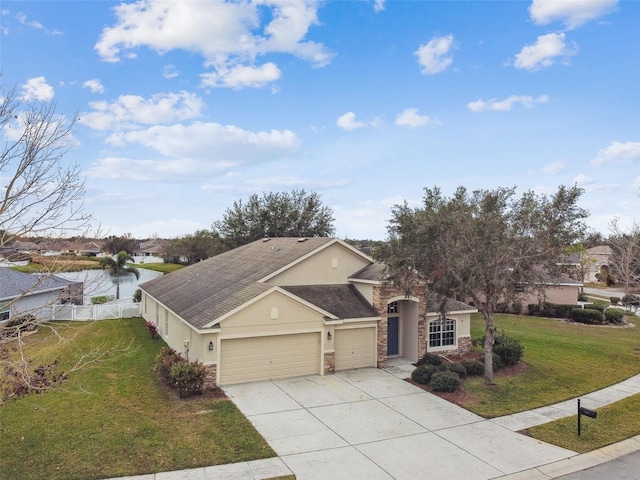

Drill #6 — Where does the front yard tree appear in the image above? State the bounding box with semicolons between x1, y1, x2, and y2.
214;189;335;248
0;81;90;249
100;251;140;300
377;185;587;385
608;218;640;294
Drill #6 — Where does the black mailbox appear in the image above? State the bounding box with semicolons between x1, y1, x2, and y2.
579;406;597;419
577;399;597;436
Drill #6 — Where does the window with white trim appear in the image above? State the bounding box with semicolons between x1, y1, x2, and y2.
429;318;455;348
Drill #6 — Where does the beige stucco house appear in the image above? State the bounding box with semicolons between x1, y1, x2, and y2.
140;237;475;386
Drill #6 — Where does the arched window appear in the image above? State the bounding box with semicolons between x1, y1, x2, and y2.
429;318;455;348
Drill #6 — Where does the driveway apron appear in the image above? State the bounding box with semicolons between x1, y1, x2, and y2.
223;368;577;480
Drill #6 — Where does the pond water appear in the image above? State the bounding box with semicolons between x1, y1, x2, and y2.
57;268;163;304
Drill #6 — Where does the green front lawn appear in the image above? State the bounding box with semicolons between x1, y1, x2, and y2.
0;319;274;480
464;314;640;418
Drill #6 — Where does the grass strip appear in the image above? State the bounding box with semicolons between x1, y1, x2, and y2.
525;393;640;453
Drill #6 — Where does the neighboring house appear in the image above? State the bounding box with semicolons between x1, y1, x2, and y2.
0;268;83;323
583;245;612;283
140;237;476;386
132;239;167;264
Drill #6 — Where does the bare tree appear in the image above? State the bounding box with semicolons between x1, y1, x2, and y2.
608;217;640;294
1;80;97;400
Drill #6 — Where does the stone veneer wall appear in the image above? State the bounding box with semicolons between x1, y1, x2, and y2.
372;282;428;368
324;351;335;375
204;364;217;390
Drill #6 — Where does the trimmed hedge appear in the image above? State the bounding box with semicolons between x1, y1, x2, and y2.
604;308;627;324
528;302;575;319
411;364;437;384
571;308;604;325
430;371;461;393
492;332;524;366
416;352;443;367
462;360;484;376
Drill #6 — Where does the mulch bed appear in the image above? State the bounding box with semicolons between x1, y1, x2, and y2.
405;353;530;408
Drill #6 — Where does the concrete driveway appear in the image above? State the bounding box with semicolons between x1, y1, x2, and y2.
224;368;577;480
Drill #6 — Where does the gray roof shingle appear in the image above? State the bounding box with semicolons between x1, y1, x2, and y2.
282;284;379;319
139;237;336;329
0;268;73;301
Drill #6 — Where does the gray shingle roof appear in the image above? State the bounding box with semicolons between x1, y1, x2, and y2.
282;284;379;319
139;237;336;329
0;268;72;301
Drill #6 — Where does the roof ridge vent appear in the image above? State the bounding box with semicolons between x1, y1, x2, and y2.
297;238;308;243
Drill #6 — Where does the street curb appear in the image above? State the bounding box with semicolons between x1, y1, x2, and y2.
495;434;640;479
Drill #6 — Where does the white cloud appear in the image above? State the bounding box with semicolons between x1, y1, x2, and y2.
414;34;455;75
245;176;349;190
529;0;618;30
80;91;204;131
83;78;105;93
200;62;281;89
573;173;593;185
373;0;386;13
514;33;577;71
541;161;567;175
162;64;180;79
591;141;640;166
88;122;301;181
394;108;430;127
21;76;54;101
467;94;549;112
336;112;367;131
95;0;331;89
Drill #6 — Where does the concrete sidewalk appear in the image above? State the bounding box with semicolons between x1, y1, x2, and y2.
106;368;640;480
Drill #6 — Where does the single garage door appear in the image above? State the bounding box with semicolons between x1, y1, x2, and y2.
335;327;376;371
219;332;320;385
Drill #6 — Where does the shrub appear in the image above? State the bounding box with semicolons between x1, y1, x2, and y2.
133;288;142;303
446;362;467;379
430;371;461;393
610;296;620;305
590;300;609;313
604;308;627;324
91;295;114;305
571;308;604;325
480;353;504;371
416;352;443;367
493;332;524;366
145;321;158;339
622;294;640;309
170;361;206;398
578;292;588;302
527;303;542;316
155;347;183;383
462;360;484;376
411;364;437;384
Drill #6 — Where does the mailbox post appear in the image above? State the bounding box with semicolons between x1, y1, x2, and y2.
577;399;597;436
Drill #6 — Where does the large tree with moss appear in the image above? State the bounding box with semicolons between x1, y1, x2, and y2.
377;185;588;385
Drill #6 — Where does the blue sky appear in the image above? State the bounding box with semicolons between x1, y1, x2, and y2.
2;0;639;240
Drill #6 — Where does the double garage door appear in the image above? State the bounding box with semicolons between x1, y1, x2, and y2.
218;327;377;385
219;332;320;385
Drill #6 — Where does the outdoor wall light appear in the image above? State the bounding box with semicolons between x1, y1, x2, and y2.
208;341;214;351
327;331;332;340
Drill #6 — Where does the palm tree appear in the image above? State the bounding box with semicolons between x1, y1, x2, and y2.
99;250;140;300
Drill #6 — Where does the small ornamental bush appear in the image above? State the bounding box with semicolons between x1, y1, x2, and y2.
430;371;461;393
416;352;443;367
590;300;608;313
145;321;158;339
446;362;467;379
170;361;206;398
155;347;184;383
578;292;588;302
133;288;142;303
411;364;437;384
610;296;620;305
492;332;524;366
604;308;627;324
571;308;604;325
462;360;484;376
481;353;504;371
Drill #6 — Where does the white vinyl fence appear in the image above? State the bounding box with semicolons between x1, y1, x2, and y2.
45;302;141;321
